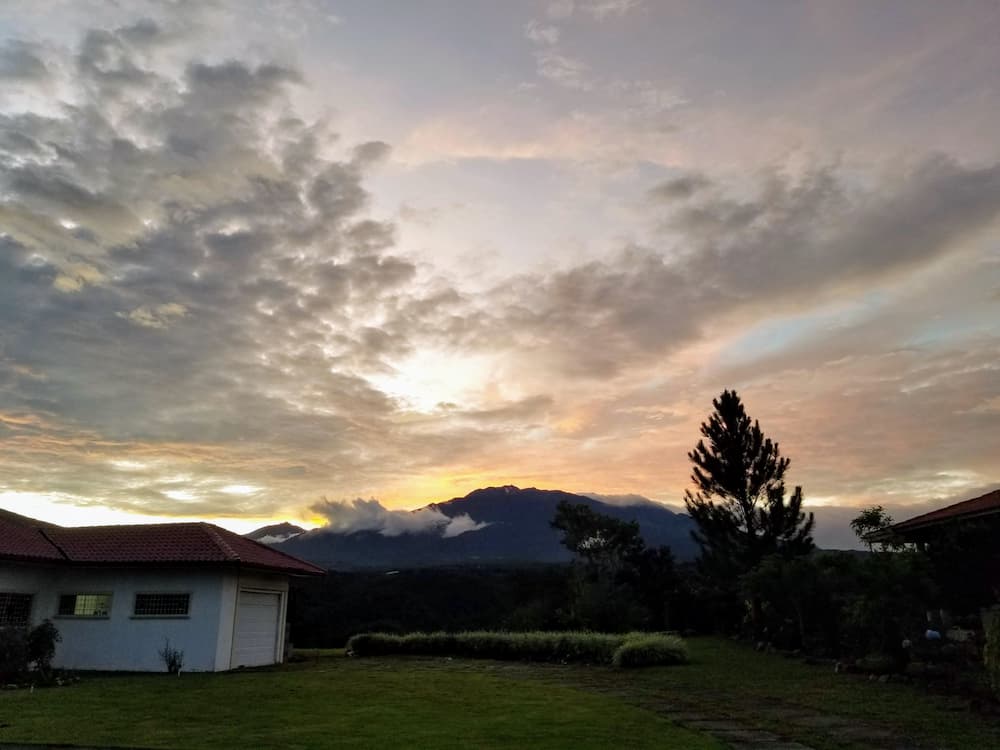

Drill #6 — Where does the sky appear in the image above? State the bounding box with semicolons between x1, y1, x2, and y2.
0;0;998;548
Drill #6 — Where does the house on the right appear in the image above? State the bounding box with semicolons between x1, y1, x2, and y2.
873;488;1000;613
877;488;1000;545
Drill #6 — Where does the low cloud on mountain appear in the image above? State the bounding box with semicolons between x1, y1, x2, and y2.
310;498;488;538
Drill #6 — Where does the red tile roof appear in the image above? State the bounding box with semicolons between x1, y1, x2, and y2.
0;514;324;575
0;517;65;562
890;488;1000;533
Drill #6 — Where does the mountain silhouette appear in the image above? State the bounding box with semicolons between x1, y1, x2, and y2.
252;486;696;570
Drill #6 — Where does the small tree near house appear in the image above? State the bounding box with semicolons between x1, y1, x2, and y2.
850;505;900;552
27;620;61;678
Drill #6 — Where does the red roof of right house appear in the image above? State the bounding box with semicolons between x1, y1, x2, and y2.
889;488;1000;534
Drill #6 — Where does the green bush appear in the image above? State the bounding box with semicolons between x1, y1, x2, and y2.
0;628;29;679
346;630;687;667
612;634;688;668
983;608;1000;699
27;620;61;676
1;622;63;681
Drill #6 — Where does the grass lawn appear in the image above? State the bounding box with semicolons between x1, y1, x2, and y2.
0;656;720;750
4;638;999;749
528;637;1000;750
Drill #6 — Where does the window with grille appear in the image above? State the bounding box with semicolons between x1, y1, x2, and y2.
58;593;111;617
133;593;190;617
0;593;33;627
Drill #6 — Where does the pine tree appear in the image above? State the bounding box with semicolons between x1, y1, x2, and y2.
684;389;814;578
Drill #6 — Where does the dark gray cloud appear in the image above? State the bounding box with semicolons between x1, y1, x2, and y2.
0;40;49;81
676;158;1000;302
647;173;710;201
473;158;1000;380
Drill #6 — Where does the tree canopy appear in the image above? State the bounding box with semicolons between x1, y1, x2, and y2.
551;500;682;631
551;501;646;574
684;389;814;576
849;505;897;552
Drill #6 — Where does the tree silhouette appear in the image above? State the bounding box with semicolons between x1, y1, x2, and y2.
684;389;814;579
551;501;682;630
552;501;646;574
849;505;898;552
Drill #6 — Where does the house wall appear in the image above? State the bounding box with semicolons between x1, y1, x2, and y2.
1;563;228;672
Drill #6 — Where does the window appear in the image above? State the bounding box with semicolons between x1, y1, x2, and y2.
58;593;111;617
133;593;190;617
0;593;33;627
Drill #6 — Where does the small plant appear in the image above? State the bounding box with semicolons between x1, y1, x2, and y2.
27;620;61;678
158;638;184;674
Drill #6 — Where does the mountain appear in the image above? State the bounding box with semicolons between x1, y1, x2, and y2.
259;486;697;570
245;522;306;545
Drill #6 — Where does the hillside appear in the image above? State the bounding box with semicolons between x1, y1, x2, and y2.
256;486;696;569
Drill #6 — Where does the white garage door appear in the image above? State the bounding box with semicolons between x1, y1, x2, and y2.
233;591;281;668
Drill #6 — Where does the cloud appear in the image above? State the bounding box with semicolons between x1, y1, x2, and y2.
119;302;188;329
536;51;592;90
648;174;711;201
0;13;997;535
471;158;1000;380
586;0;644;20
441;513;491;538
0;22;504;519
544;0;643;21
581;492;663;507
0;40;50;81
546;1;576;20
525;20;560;46
310;497;489;538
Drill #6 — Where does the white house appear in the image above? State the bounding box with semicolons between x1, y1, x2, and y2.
0;509;325;672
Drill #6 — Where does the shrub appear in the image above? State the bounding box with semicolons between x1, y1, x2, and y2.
0;628;29;679
346;630;686;667
27;620;61;676
983;608;1000;699
612;634;688;668
158;638;184;674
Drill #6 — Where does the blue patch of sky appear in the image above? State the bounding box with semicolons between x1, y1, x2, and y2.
302;1;538;112
719;292;889;366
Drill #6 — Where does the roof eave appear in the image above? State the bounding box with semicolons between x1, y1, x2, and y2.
886;506;1000;537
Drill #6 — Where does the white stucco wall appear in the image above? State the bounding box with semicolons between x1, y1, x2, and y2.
0;563;293;672
1;563;227;671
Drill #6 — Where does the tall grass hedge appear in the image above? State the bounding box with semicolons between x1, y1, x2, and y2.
346;630;688;668
611;634;687;668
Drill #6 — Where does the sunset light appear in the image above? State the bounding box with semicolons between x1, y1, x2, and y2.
0;0;997;550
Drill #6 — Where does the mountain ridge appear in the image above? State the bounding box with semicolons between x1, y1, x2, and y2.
249;486;696;570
